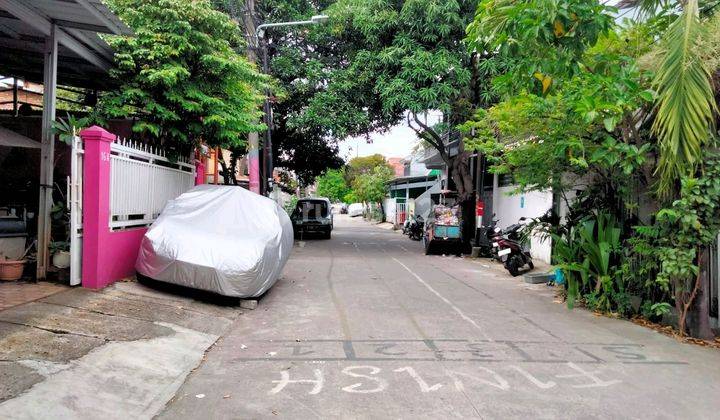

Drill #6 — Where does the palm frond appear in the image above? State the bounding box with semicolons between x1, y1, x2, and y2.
616;0;670;16
652;0;717;195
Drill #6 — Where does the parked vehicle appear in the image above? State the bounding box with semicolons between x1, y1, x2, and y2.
348;203;364;217
492;218;534;276
331;202;347;214
476;214;500;258
403;214;424;241
136;185;293;298
423;192;462;255
291;198;333;239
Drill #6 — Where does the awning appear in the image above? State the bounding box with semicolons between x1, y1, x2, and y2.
0;126;40;148
0;0;132;89
0;1;132;281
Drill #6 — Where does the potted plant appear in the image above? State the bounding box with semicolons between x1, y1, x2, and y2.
49;241;71;269
50;198;71;269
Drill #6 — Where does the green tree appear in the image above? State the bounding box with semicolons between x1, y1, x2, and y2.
291;0;480;223
463;0;656;316
467;0;616;96
345;154;392;186
103;0;267;151
214;0;345;186
316;169;351;201
464;0;720;338
636;0;718;195
353;165;394;219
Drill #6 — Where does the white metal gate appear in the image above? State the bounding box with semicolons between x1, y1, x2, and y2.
109;138;195;229
396;202;407;225
67;134;83;286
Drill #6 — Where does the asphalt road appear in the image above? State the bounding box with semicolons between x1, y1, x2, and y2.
160;215;720;419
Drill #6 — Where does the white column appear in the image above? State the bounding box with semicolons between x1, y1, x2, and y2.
36;23;58;280
491;173;499;218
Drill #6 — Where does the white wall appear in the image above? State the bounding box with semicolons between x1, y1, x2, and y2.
493;186;554;264
384;198;397;225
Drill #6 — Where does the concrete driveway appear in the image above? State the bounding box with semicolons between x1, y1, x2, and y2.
161;215;720;419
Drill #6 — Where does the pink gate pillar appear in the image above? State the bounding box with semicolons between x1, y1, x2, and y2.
80;126;147;289
195;157;205;185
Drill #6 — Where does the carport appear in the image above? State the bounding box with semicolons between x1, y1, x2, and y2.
0;0;131;280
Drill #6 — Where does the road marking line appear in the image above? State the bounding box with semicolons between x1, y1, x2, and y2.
392;257;493;341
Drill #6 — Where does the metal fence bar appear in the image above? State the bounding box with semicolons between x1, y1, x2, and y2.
396;203;407;225
108;137;195;229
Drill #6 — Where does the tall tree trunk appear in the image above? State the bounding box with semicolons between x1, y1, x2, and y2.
407;112;476;253
449;145;476;253
677;246;710;337
688;247;715;339
219;158;232;185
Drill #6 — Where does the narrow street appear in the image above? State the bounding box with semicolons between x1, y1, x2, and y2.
161;215;720;419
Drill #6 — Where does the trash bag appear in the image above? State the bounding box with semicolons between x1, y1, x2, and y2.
136;185;293;297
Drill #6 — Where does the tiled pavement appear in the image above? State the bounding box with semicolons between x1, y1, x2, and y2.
0;281;68;312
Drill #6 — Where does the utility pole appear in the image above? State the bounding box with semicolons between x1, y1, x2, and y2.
243;0;261;194
261;37;273;196
253;14;328;199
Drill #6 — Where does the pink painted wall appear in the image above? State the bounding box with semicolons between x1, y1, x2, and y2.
80;126;206;289
80;126;147;288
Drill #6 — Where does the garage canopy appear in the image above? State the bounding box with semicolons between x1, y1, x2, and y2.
0;0;132;281
0;0;132;89
0;126;40;148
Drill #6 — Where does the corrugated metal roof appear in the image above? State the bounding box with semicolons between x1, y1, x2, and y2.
21;0;131;35
0;125;40;148
0;0;132;89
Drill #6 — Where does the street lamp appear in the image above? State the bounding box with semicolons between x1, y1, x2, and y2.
254;15;329;198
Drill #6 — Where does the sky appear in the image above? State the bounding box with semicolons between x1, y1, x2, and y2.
338;111;443;162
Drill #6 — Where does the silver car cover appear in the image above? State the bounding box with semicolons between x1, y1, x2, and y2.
135;185;294;297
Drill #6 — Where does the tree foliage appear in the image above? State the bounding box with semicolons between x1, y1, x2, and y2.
288;0;480;205
464;0;720;338
634;151;720;337
353;164;394;206
316;169;351;202
103;0;267;150
345;154;392;187
650;0;717;195
212;0;345;186
466;0;617;96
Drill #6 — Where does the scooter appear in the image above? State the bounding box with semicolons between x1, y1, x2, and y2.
493;218;534;277
402;218;411;235
405;215;424;241
476;215;500;258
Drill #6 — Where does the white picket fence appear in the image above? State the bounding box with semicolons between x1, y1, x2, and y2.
109;138;195;229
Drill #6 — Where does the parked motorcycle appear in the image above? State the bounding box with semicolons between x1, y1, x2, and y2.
402;218;411;235
476;215;500;258
405;215;424;241
492;218;534;277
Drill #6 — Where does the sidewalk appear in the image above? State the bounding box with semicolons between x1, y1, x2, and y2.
0;279;242;419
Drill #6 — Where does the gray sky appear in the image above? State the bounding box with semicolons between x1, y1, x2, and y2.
338;111;443;162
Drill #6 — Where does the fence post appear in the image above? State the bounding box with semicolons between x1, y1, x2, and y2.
80;126;115;289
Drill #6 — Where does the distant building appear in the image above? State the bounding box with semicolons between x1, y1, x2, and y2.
0;78;43;112
386;157;405;177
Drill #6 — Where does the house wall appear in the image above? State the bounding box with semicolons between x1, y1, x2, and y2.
384;197;397;225
493;185;554;264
